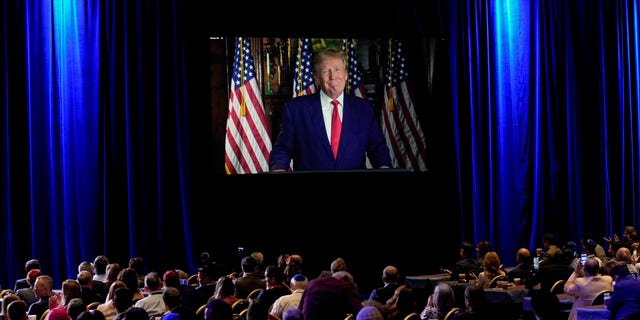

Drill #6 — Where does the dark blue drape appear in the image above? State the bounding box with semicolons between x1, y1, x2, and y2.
448;0;640;263
4;0;640;291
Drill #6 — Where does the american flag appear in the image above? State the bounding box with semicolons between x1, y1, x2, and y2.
381;39;428;171
224;37;272;174
292;38;316;97
343;39;367;99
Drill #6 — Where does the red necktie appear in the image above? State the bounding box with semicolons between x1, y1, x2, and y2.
330;99;341;158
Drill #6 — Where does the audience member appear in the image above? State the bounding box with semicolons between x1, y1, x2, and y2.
133;272;166;317
270;274;307;319
78;270;105;306
384;285;415;320
283;255;303;285
233;256;265;299
16;269;41;307
213;276;238;306
563;257;613;320
117;268;144;303
282;307;303;320
246;265;291;320
443;242;481;281
525;250;573;293
1;294;21;320
76;310;105;320
450;285;487;320
475;241;492;271
540;233;563;266
114;307;148;320
420;282;455;320
607;261;640;320
112;288;134;320
27;275;54;320
507;248;533;284
162;286;195;320
93;256;109;284
367;265;400;305
7;300;28;320
46;306;71;320
356;306;384;320
299;270;362;320
474;251;506;288
128;257;146;289
204;299;233;320
67;298;86;320
96;280;127;320
163;270;203;312
15;259;41;292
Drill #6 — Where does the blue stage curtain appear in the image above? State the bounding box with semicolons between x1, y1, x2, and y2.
446;0;640;264
0;0;210;287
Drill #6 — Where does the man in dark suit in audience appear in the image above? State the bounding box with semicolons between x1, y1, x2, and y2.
507;248;533;284
14;259;40;292
368;265;400;304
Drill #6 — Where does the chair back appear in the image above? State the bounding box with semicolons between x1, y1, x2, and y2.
550;280;565;294
195;304;207;320
488;275;508;288
248;288;263;299
444;308;462;320
592;289;613;305
87;301;101;310
403;313;420;320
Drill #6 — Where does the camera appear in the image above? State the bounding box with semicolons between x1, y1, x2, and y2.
580;253;587;265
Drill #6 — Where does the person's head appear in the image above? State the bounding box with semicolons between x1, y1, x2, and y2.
25;259;40;273
290;274;308;291
463;285;486;311
163;286;181;310
240;256;258;274
583;258;600;276
282;307;303;320
105;280;127;302
214;276;235;299
250;252;264;267
204;298;233;320
312;49;348;99
34;275;54;298
265;265;285;287
356;305;384;320
67;298;86;320
128;257;144;275
2;294;21;316
460;241;475;259
120;307;148;320
118;268;140;291
93;256;109;275
61;279;82;306
106;263;122;283
611;261;631;282
543;233;556;248
476;241;492;259
432;283;455;311
113;287;134;313
330;258;347;274
78;261;94;275
516;248;532;265
143;272;163;291
76;310;105;320
48;306;71;320
27;269;42;287
163;270;180;288
7;300;28;320
77;270;94;288
482;251;502;274
615;247;633;264
382;265;399;284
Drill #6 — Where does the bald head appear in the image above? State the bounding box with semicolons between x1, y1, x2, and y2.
517;248;532;264
382;266;399;284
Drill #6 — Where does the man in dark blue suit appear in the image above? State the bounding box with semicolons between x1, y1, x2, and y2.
269;49;392;172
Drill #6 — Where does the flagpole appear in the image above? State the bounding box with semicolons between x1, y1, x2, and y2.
387;38;395;112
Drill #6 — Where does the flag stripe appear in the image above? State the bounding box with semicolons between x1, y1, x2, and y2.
225;37;271;174
381;39;428;172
